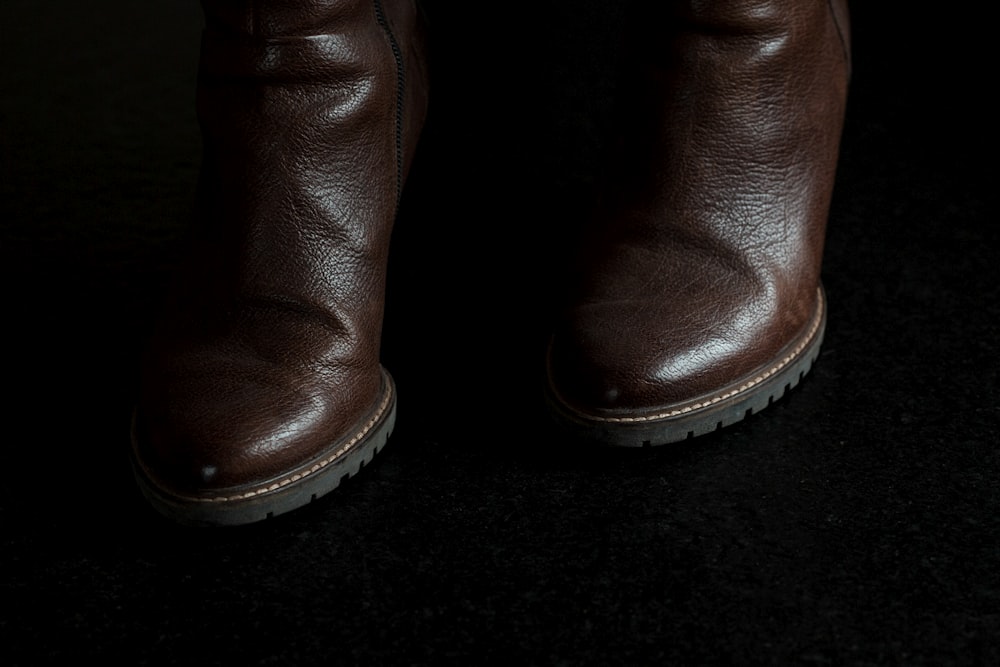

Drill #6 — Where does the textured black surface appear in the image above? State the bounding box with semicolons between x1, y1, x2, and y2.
2;2;997;665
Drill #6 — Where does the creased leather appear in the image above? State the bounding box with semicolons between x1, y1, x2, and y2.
133;0;427;495
548;0;850;416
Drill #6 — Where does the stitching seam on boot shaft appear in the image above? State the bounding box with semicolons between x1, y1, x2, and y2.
826;0;852;80
374;0;406;208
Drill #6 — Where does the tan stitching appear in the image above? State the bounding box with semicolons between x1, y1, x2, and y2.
188;381;394;504
586;289;825;424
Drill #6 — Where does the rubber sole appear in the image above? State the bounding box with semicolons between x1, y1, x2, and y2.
545;289;826;447
130;370;397;527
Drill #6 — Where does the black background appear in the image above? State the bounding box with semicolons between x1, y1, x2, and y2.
2;2;996;665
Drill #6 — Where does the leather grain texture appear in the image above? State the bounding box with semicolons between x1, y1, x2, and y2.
547;0;850;425
132;0;428;501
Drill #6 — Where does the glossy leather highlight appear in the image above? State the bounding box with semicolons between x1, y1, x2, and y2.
547;0;850;443
132;0;428;522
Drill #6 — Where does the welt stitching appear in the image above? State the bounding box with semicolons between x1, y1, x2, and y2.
176;381;393;504
590;288;825;424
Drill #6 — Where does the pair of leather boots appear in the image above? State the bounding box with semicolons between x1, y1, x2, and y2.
132;0;851;525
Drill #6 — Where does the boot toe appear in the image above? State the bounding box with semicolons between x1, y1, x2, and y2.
546;286;825;445
130;344;391;523
134;392;337;497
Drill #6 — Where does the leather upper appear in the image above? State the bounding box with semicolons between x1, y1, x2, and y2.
548;0;850;416
134;0;428;495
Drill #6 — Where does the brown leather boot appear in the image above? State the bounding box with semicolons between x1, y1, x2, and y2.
545;0;851;446
131;0;429;525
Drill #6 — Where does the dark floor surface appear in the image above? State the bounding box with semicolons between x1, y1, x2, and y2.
2;2;997;665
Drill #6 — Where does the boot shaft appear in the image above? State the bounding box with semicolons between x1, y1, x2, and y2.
202;0;400;39
197;0;428;195
191;0;427;291
597;0;851;286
